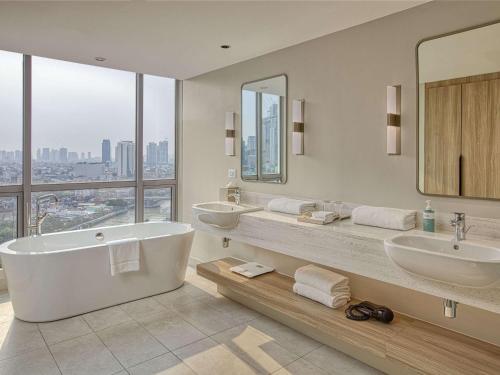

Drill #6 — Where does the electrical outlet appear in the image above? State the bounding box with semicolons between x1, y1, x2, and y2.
228;168;237;178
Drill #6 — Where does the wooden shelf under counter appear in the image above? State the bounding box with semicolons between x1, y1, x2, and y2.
197;258;500;375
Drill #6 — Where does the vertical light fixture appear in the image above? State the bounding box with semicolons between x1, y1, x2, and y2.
225;112;235;156
292;99;305;155
387;85;401;155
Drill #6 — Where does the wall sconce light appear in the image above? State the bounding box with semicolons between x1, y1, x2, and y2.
225;112;235;156
386;85;401;155
292;99;305;155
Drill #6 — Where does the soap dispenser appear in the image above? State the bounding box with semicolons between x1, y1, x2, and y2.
423;200;435;232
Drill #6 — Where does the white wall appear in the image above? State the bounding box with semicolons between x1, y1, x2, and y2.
181;1;500;345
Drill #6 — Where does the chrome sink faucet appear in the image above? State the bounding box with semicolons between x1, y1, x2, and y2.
228;190;241;205
450;212;470;248
29;194;59;236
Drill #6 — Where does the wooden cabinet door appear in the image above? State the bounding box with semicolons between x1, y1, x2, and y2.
424;84;462;195
462;79;500;198
488;79;500;199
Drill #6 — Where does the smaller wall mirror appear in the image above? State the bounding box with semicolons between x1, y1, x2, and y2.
241;75;287;183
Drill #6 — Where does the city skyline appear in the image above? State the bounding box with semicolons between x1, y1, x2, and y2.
0;138;173;163
1;51;176;156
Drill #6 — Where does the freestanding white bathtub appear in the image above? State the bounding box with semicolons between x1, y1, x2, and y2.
0;222;194;322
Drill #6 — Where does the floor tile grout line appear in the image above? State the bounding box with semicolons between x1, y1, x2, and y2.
93;328;127;373
299;343;325;359
207;314;322;361
121;302;178;353
83;304;133;333
169;347;202;375
37;323;64;375
203;317;313;375
123;350;175;372
40;325;93;347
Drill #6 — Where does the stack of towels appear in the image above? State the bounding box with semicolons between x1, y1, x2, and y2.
351;205;417;231
268;198;316;215
293;265;350;309
311;211;337;223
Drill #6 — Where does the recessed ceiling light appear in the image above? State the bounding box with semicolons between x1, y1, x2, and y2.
95;57;106;62
220;45;231;49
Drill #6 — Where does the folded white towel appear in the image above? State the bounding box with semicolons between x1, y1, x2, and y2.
352;205;416;231
268;198;316;215
293;283;350;309
311;211;336;221
294;264;349;295
108;238;140;276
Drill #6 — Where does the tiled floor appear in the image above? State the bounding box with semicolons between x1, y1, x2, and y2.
0;268;383;375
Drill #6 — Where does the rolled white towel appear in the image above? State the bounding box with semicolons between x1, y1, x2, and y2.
311;211;336;222
352;205;416;231
293;283;350;309
294;264;349;295
268;198;316;215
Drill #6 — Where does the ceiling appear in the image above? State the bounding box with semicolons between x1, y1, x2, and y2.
0;1;426;80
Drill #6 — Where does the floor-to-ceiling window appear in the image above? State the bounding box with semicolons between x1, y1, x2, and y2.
0;50;178;238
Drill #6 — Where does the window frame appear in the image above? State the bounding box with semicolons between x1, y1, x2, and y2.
0;54;179;237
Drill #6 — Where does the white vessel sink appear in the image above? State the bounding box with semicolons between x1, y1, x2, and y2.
192;201;261;229
384;232;500;288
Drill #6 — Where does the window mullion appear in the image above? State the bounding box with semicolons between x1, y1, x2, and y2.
173;79;181;221
135;74;144;223
22;55;32;236
256;92;262;180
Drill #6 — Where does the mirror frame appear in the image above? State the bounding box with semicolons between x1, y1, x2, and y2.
415;19;500;201
240;74;288;184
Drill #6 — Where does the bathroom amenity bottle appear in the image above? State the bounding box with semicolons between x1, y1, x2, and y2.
423;200;435;232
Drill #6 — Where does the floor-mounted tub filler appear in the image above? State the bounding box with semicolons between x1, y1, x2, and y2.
0;222;194;322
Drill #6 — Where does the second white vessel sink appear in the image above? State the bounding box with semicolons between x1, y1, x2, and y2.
192;201;261;229
384;232;500;288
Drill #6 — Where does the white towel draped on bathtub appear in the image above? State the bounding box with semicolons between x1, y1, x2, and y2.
108;238;140;276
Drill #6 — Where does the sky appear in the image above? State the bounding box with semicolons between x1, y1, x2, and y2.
0;50;175;158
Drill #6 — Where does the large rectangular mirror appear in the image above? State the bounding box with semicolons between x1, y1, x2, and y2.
241;75;287;183
418;22;500;200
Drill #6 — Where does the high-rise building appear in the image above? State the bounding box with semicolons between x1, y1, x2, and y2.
80;152;85;161
87;152;92;161
158;140;168;164
68;152;79;162
14;150;22;163
262;101;279;173
42;148;50;162
59;148;68;163
102;139;111;164
146;142;158;166
50;149;59;163
115;141;135;177
36;148;41;161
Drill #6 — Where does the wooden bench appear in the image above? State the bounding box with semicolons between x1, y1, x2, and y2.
197;258;500;375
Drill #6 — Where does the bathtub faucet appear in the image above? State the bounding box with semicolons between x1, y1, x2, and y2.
29;194;59;236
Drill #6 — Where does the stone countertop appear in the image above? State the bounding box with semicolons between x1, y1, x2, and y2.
244;209;403;241
194;208;500;315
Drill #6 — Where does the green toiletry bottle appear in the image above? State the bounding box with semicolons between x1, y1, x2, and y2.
423;200;435;232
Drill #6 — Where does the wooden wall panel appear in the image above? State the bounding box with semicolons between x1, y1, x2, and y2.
462;81;493;198
424;85;461;195
487;79;500;199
